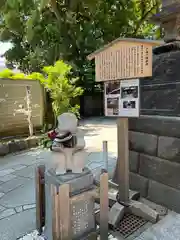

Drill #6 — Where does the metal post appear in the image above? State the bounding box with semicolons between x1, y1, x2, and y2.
117;118;129;204
102;141;108;171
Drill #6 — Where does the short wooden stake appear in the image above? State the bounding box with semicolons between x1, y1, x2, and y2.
58;184;71;240
36;165;45;234
103;141;108;171
100;172;109;240
52;185;59;240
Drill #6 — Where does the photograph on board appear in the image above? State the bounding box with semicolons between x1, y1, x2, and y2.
121;86;138;99
123;100;136;109
106;97;119;115
105;81;120;95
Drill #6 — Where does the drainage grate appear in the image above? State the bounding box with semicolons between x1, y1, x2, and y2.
115;213;148;238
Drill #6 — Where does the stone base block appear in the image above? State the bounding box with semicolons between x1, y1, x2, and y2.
128;200;159;223
129;172;149;197
8;140;28;153
108;202;125;227
129;131;158;156
129;151;139;173
0;143;9;156
148;180;180;213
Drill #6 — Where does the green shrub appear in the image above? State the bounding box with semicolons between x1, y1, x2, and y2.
29;60;84;118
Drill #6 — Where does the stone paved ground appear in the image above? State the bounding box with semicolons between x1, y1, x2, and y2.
1;117;180;240
0;118;117;240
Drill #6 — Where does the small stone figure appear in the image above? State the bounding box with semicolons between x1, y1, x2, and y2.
51;112;86;174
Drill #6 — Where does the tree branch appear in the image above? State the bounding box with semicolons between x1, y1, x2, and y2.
133;3;158;35
50;0;61;21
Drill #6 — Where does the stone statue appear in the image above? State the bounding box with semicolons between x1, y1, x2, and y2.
51;112;86;174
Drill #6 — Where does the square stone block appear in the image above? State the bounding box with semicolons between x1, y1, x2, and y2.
158;136;180;163
129;172;149;197
139;153;180;190
129;131;158;156
129;151;139;173
0;143;9;156
148;180;180;213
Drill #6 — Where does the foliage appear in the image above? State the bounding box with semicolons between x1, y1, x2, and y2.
0;0;161;91
28;60;84;118
0;60;83;123
0;69;28;79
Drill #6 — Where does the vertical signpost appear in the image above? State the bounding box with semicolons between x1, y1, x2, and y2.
87;38;161;224
105;78;140;204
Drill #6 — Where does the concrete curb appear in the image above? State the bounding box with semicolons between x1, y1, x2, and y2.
0;136;43;157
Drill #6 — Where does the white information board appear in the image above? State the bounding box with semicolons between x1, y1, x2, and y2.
104;79;140;117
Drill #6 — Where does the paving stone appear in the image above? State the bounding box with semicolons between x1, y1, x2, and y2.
92;167;102;181
0;179;35;208
12;165;27;171
0;169;15;177
15;206;23;213
107;162;116;179
18;230;45;240
0;209;16;220
135;212;180;240
0;192;5;198
14;166;35;179
87;151;116;164
0;174;17;183
23;204;36;210
0;208;36;240
87;162;104;170
0;177;30;193
0;205;5;212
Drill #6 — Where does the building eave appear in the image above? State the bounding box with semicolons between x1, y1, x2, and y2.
87;37;163;61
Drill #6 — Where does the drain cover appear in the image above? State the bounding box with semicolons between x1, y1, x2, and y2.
115;213;148;238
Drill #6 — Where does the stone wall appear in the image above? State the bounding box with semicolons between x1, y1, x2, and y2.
128;115;180;213
81;94;104;117
0;78;45;137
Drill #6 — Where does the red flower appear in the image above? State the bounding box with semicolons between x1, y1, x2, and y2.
48;130;57;140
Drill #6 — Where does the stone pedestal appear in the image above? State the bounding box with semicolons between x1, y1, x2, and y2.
44;168;96;240
150;0;180;42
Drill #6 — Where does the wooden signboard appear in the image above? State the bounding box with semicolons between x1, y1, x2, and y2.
87;38;161;206
87;38;162;82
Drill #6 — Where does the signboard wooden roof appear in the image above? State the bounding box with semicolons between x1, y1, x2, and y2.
87;37;163;82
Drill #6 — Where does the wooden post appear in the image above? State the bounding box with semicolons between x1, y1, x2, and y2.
36;165;45;234
52;185;59;240
52;184;71;240
100;172;109;240
117;118;129;204
103;141;108;171
58;184;71;240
